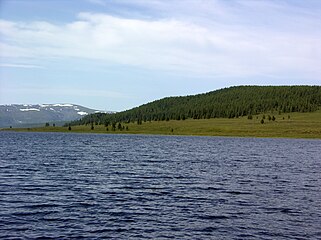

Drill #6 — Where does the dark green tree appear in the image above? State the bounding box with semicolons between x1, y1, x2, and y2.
68;86;321;127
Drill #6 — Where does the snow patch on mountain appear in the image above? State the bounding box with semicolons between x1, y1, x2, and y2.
52;104;73;107
20;108;40;111
77;111;88;116
0;103;105;128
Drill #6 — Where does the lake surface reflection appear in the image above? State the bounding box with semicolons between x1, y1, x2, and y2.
1;132;321;239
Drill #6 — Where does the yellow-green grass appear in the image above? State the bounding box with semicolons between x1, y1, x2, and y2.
4;111;321;139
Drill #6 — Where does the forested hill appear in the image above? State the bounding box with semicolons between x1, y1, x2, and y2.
71;86;321;125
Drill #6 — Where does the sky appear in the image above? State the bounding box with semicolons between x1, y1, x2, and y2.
0;0;321;111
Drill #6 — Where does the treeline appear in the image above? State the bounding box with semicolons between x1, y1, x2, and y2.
70;85;321;126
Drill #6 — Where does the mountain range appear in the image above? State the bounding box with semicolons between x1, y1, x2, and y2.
0;104;105;128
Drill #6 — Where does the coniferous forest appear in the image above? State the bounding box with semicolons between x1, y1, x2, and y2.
70;86;321;126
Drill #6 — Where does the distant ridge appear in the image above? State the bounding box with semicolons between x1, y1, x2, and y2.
71;85;321;126
0;103;105;128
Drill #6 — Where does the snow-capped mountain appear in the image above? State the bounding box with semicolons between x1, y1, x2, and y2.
0;103;106;128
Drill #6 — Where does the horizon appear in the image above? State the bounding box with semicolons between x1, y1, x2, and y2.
1;0;321;111
1;84;321;112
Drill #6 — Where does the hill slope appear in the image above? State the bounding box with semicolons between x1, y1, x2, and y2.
0;104;101;128
72;85;321;126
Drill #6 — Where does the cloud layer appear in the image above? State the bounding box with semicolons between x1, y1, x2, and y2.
1;0;321;79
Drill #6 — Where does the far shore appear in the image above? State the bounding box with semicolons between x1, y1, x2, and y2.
2;111;321;140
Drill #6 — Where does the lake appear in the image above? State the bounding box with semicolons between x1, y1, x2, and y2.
0;132;320;239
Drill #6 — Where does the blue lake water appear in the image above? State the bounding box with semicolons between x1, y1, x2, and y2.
0;132;321;239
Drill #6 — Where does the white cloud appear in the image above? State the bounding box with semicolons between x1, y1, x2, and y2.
0;63;44;69
0;1;321;79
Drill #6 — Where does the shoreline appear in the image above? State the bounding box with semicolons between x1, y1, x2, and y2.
2;111;321;140
2;128;321;140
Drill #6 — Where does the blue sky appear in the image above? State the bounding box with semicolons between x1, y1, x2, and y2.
1;0;320;111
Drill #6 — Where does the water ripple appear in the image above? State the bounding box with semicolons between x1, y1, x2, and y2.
0;132;321;239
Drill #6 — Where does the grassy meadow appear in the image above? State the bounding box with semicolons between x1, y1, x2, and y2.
5;110;321;139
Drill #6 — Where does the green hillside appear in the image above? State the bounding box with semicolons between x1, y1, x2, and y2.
71;85;321;126
10;110;321;139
